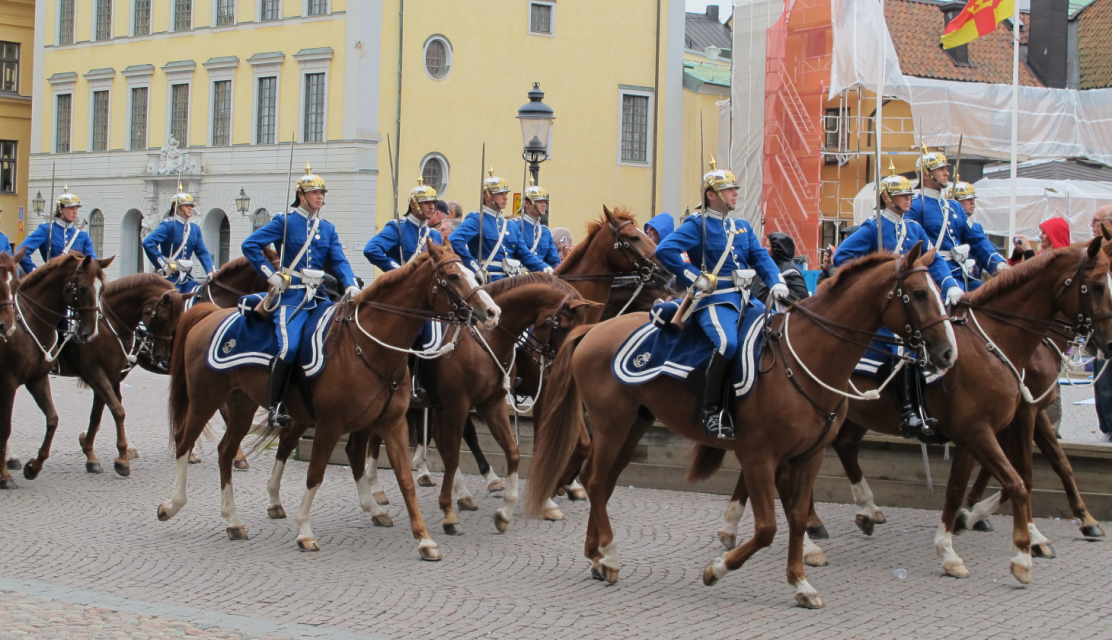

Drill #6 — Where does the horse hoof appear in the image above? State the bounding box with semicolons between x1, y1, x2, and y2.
942;561;969;578
972;518;994;533
568;487;588;502
22;461;38;481
233;458;250;471
1011;559;1032;585
1081;524;1105;538
85;462;103;474
494;511;511;533
373;490;390;506
0;477;17;490
419;545;441;561
127;448;140;460
267;505;287;519
372;513;394;527
556;486;567;497
297;538;320;552
226;526;249;541
795;593;825;609
188;454;201;465
156;503;171;522
1031;543;1056;559
806;524;829;540
804;550;829;567
718;531;736;550
855;514;875;536
113;461;130;477
457;496;479;511
598;564;619;584
442;522;464;536
417;474;437;487
702;562;720;587
544;507;565;521
872;510;887;525
5;458;19;471
953;512;969;535
487;478;505;493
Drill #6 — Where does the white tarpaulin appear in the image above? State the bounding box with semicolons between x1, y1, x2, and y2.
830;0;1112;165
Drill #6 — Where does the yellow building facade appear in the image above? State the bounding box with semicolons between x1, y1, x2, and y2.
0;0;34;243
30;0;691;280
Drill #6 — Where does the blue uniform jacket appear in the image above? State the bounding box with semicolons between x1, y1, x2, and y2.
905;190;1005;282
242;209;357;307
832;212;957;292
450;207;549;276
509;215;561;269
655;210;783;312
363;214;444;272
142;216;215;276
0;231;10;255
18;220;97;273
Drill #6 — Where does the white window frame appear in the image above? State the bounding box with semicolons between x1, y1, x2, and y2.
247;52;284;145
203;56;238;147
257;0;283;22
422;35;452;81
122;64;153;150
419;152;450;197
293;47;332;143
212;0;237;28
172;0;193;32
616;86;654;168
57;0;76;46
528;1;556;37
161;60;196;147
47;72;76;153
131;0;152;37
92;0;113;42
84;68;115;152
303;0;328;16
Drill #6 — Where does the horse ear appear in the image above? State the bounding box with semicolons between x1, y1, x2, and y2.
904;240;923;267
602;205;616;225
97;256;115;270
161;291;175;304
426;240;444;258
77;254;93;272
1101;223;1112;242
12;246;26;264
181;292;197;302
1087;236;1102;262
566;299;603;310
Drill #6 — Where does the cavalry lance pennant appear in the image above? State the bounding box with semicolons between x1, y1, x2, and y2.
940;0;1014;49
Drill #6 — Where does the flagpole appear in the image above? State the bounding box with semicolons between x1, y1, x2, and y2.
874;0;886;252
1008;0;1020;245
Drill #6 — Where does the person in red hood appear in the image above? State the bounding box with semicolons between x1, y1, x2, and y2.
1010;217;1072;264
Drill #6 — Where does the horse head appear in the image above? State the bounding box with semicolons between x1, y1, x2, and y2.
1064;232;1112;357
424;241;500;330
0;251;20;338
144;289;193;370
883;241;957;371
601;206;659;276
70;255;114;343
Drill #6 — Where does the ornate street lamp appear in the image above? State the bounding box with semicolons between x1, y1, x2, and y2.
235;187;251;216
516;82;555;186
32;190;46;217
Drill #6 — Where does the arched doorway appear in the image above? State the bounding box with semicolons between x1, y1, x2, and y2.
120;208;145;276
203;208;230;268
252;208;270;232
88;209;105;256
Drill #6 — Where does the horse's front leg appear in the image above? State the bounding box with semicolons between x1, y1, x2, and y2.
833;420;883;534
266;421;308;520
704;458;778;587
782;454;828;608
0;387;18;488
79;394;107;474
348;428;392;527
1033;407;1104;538
80;370;131;477
218;393;257;540
380;413;440;561
22;375;59;481
366;432;389;505
477;397;520;533
719;459;750;550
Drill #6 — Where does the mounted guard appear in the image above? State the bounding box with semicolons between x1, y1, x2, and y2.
906;145;1007;290
833;160;960;442
450;167;553;283
654;159;787;439
241;162;359;429
18;186;97;273
509;179;561;270
0;205;11;255
142;184;215;294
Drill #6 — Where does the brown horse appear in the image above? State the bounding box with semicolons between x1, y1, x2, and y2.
792;239;1112;584
158;242;499;559
525;244;957;608
197;250;275;308
1;252;112;487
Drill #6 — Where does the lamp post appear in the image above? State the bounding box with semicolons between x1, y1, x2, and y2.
234;187;252;217
516;82;555;187
31;190;46;217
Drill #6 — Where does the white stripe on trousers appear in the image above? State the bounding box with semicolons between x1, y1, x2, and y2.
708;306;729;356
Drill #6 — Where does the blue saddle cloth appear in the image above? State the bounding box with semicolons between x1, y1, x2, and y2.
853;329;944;385
612;300;769;399
206;294;338;378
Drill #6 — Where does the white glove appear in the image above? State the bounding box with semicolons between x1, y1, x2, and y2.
477;269;489;285
945;286;963;307
345;285;360;299
693;273;716;293
196;273;210;284
543;266;555;275
770;283;790;300
995;262;1010;273
267;272;288;293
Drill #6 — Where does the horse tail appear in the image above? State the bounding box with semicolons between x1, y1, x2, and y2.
687;445;727;483
524;324;594;517
168;303;220;451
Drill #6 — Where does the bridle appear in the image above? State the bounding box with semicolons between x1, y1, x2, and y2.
880;259;951;352
503;291;574;367
559;219;661;316
13;268;100;359
100;292;176;372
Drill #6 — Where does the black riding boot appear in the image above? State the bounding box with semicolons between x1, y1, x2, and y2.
702;353;734;439
268;358;294;429
894;365;940;441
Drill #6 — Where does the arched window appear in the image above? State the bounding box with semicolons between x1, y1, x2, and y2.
120;208;145;276
88;209;104;256
218;215;230;266
420;153;449;195
252;208;270;231
203;209;230;268
423;36;452;79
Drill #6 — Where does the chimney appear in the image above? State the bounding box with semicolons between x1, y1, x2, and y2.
706;5;720;21
940;2;970;67
1028;0;1069;88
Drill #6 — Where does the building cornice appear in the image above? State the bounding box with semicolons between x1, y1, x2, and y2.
202;56;240;71
293;47;335;62
160;60;198;73
122;64;155;79
47;72;78;85
83;68;116;82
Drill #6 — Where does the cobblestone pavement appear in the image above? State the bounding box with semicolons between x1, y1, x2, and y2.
2;370;1111;640
1059;383;1110;442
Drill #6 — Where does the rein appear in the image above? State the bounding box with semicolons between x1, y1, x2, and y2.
557;219;661;317
99;292;176;372
13;271;99;360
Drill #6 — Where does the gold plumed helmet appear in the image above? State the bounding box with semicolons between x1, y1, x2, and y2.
701;157;739;198
171;181;195;207
523;177;548;203
948;180;976;201
296;162;327;194
879;160;914;198
55;184;81;213
483;166;510;196
408;177;438;205
916;142;950;174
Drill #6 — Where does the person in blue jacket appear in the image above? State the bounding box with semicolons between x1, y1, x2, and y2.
644;212;675;245
364;177;443;272
242;163;359;429
509;179;560;270
833;161;960;442
449;167;552;283
18;186;97;273
905;147;1008;291
0;205;11;255
655;159;787;439
142;185;215;294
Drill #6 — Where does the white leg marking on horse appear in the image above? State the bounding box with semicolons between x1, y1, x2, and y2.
802;532;825;558
355;467;388;516
851;479;878;520
793;578;818;596
419;537;439;551
159;455;190;519
220;481;243;528
710;553;730;580
719;499;745;542
452;468;474;500
569;478;584;491
267;459;285;509
296;485;320;543
1012;545;1033;571
1028;522;1050;545
366;454;384;496
411;445;424;470
483;468;503;490
496;472;519;523
934;521;965;574
960;490;1001;531
545;498;558;509
599;540;620;571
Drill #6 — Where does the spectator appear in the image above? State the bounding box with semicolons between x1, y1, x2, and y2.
1011;217;1071;264
439;218;461;239
429;200;448;230
644;213;675;244
550;227;574;261
753;232;810;305
816;224;861;285
446;201;464;219
1091;206;1112;436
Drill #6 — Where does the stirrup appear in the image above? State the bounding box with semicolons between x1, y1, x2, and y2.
704;408;734;439
268;404;292;429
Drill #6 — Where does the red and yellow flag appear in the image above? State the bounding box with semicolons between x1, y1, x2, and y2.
940;0;1015;49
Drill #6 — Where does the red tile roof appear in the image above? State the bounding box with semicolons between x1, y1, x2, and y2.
1077;0;1112;89
886;0;1043;86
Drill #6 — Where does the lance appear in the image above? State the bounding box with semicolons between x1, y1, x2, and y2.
387;133;403;267
700;111;707;272
953;134;964;186
478;144;486;280
47;162;57;257
261;134;297;312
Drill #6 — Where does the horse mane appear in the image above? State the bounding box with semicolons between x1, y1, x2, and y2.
815;253;897;294
965;245;1076;304
483;272;583;300
359;253;428;300
18;254;80;290
0;252;16;274
104;272;174;297
555;207;639;275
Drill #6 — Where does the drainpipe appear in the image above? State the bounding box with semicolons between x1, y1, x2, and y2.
650;0;661;216
394;0;404;216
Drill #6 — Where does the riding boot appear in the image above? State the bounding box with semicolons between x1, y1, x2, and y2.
894;365;927;440
417;358;441;411
702;353;733;439
267;358;294;429
908;365;942;443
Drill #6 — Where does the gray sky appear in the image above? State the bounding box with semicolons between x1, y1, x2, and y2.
686;0;729;22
